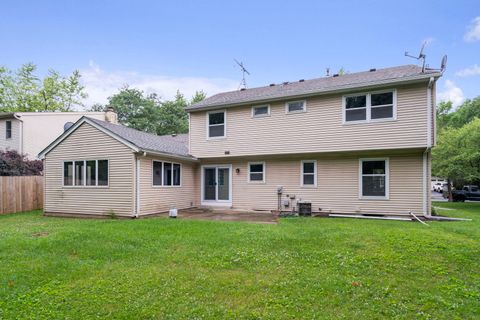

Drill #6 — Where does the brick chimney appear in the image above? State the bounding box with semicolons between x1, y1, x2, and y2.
105;106;118;124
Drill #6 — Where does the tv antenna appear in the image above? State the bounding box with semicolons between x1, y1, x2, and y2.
405;41;427;72
234;59;250;89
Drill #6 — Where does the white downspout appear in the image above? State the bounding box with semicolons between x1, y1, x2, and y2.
135;156;140;218
423;77;435;217
13;114;23;154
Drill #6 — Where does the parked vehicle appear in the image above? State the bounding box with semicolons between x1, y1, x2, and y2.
451;185;480;202
433;182;447;192
431;178;447;191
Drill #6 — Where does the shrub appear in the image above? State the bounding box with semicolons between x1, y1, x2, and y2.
0;149;43;176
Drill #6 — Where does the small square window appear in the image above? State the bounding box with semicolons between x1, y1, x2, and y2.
286;101;306;113
252;105;270;117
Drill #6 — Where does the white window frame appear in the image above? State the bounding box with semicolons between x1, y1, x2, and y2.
300;160;317;187
251;104;271;118
248;161;266;183
359;158;389;200
62;159;109;188
151;160;182;187
343;89;396;124
206;110;226;140
285;100;307;114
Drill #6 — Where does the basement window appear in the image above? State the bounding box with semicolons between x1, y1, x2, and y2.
248;162;265;183
63;160;109;187
207;110;225;139
360;158;389;199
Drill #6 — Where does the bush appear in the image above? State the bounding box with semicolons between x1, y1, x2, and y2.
0;149;43;176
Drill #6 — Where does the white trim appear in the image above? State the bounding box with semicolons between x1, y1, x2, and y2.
300;160;317;187
206;110;226;140
135;158;140;217
247;161;266;183
422;151;428;215
251;104;271;118
38;116;139;158
200;164;232;206
285;100;307;114
151;159;182;187
358;158;389;200
342;89;397;124
62;159;109;188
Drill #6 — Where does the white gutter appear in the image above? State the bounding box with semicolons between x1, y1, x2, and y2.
427;77;434;148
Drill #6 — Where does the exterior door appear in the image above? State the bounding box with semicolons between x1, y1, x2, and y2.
202;165;231;205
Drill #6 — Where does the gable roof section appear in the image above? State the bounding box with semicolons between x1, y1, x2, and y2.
186;65;442;111
38;117;195;161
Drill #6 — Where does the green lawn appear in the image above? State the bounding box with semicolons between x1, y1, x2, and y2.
1;202;479;319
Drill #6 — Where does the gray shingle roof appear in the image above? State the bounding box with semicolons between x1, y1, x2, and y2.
186;65;442;111
87;117;192;158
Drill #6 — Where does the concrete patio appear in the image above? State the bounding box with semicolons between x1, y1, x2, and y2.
158;207;278;224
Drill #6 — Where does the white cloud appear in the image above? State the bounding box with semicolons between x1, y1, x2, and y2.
438;80;465;107
455;64;480;77
80;61;238;107
464;16;480;42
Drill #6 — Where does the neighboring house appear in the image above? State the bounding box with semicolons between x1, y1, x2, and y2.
39;64;441;218
0;109;117;159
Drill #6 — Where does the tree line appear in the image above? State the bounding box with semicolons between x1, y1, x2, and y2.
433;98;480;195
0;63;204;136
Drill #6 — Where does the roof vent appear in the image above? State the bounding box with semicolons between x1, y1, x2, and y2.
369;68;376;72
299;79;305;82
333;74;339;77
269;83;275;87
283;81;289;85
240;88;246;91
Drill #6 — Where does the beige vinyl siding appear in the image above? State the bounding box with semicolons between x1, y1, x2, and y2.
0;119;21;153
20;112;106;159
44;122;135;216
199;151;425;215
138;156;197;215
190;83;429;158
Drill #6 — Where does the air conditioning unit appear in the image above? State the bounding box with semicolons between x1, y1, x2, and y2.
298;202;312;216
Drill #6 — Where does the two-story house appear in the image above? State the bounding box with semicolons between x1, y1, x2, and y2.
38;64;441;218
0;109;117;159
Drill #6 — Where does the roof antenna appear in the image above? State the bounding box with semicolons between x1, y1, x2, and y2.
234;59;250;90
405;41;427;72
326;67;330;76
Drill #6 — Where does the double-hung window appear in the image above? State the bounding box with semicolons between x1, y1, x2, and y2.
248;162;265;183
152;161;181;186
5;121;12;139
360;159;389;199
63;160;108;187
301;160;317;187
252;105;270;117
207;111;225;138
344;90;395;123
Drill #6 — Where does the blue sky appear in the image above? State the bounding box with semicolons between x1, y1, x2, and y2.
1;1;479;108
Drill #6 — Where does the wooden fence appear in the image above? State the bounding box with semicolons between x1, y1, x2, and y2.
0;176;43;214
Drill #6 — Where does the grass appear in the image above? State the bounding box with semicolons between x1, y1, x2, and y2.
0;202;479;319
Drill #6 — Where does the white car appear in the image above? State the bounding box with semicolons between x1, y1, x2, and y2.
433;182;446;193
